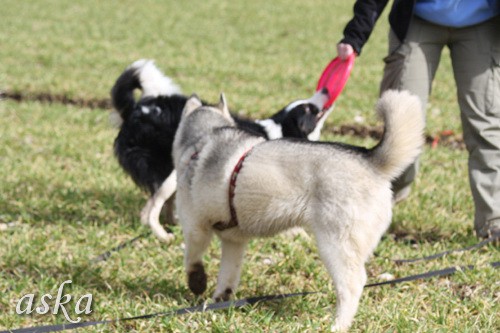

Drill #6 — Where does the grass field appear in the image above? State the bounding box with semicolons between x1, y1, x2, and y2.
0;0;498;332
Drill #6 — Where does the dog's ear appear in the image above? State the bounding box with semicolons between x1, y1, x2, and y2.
217;93;231;119
183;94;203;116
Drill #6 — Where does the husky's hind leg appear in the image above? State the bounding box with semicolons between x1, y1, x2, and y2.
213;239;248;301
183;224;213;296
313;228;367;332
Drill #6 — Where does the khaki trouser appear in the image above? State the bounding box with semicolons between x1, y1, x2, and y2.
380;16;500;236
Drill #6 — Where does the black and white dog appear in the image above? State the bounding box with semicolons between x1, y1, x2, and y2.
111;59;331;241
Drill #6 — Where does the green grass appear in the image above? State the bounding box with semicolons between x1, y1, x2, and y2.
0;0;498;332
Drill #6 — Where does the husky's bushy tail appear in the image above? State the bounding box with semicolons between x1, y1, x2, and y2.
369;90;424;180
110;59;182;125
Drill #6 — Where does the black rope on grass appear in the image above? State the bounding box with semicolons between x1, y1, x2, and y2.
393;233;499;264
2;262;498;333
89;231;151;263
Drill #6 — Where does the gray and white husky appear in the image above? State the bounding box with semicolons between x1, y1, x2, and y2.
171;90;424;331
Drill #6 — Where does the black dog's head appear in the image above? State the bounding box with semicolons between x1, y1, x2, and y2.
268;88;330;140
281;102;323;138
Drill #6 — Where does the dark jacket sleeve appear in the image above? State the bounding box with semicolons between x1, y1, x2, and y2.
339;0;390;55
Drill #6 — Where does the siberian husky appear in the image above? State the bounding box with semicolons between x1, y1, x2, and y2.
171;90;424;331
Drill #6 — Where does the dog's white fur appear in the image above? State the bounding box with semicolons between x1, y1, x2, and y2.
133;59;182;97
172;90;424;331
140;171;177;242
307;104;334;141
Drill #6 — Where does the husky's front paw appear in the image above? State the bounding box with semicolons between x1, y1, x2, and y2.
213;288;233;302
188;262;207;295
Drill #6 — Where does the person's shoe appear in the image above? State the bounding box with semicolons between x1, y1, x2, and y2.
476;219;500;239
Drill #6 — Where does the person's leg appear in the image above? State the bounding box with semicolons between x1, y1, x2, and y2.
380;17;446;201
449;16;500;238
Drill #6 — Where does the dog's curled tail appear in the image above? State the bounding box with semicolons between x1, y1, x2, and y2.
369;90;424;180
110;59;182;125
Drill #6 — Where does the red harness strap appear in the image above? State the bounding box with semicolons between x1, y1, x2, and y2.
213;147;254;231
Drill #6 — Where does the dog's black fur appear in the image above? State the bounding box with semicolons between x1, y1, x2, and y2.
111;61;326;198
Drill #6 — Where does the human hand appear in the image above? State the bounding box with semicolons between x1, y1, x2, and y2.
337;43;355;60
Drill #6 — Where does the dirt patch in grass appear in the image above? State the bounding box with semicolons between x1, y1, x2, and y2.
324;124;466;150
1;90;111;110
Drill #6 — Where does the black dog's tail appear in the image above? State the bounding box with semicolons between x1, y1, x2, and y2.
110;59;182;124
